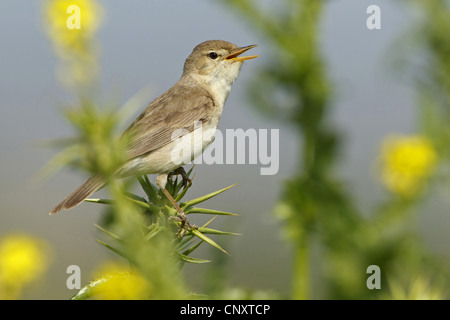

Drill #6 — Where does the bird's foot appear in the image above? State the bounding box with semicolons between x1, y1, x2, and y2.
168;167;192;189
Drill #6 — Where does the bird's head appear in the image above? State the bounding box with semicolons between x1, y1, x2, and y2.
182;40;258;87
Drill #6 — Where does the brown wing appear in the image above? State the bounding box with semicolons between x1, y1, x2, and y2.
124;82;215;159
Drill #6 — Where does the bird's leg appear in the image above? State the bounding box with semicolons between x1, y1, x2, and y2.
162;188;196;238
157;173;196;238
168;167;192;189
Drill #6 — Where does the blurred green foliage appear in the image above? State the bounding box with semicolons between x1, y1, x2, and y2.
220;0;450;299
411;0;450;178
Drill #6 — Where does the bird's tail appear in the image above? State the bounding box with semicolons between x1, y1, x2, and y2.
50;174;105;214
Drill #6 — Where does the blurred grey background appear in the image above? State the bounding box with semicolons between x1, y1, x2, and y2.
1;0;449;299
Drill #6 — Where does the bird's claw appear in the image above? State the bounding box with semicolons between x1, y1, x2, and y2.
168;167;192;189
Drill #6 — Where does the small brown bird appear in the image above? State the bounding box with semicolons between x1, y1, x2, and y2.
50;40;258;222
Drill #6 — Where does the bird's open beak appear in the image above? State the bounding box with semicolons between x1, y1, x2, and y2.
225;44;258;62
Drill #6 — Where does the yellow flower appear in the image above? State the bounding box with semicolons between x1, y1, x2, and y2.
91;262;151;300
42;0;103;88
0;234;51;299
43;0;102;50
380;134;437;197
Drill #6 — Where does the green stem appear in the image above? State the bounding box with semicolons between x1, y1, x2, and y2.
292;235;309;300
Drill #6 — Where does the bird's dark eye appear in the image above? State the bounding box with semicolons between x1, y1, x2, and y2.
208;52;218;59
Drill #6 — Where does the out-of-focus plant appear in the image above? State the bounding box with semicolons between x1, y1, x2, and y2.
73;261;152;300
0;234;51;299
405;0;450;181
42;0;238;300
88;261;152;300
220;0;359;299
220;0;450;299
43;0;103;95
385;276;445;300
